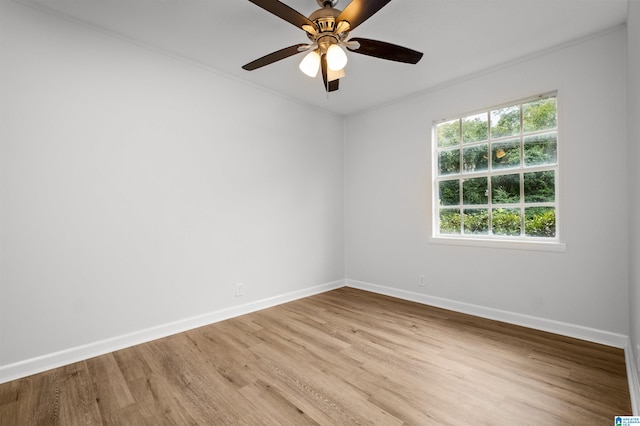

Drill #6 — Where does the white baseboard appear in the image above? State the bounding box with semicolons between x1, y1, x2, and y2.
625;341;640;415
3;276;634;402
346;279;629;348
0;279;345;384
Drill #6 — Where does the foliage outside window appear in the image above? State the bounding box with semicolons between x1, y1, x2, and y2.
434;93;559;241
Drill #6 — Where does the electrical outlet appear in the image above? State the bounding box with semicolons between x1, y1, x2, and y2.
235;283;244;297
418;275;426;287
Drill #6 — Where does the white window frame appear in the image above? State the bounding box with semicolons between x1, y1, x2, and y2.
429;92;566;252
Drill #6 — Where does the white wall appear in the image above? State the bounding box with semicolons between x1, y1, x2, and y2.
627;0;640;394
0;0;344;370
345;28;629;339
0;0;634;385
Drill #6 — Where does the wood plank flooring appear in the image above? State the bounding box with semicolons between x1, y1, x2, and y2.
0;287;632;425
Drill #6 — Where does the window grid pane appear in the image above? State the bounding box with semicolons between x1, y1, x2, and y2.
434;93;558;240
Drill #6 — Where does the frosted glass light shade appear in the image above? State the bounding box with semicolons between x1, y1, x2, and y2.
327;67;345;82
299;50;320;77
326;44;347;71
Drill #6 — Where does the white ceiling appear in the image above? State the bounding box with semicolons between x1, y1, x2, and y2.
20;0;628;115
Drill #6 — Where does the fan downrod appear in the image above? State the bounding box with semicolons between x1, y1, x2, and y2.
317;0;338;7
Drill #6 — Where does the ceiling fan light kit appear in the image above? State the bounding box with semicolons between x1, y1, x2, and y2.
299;50;321;77
242;0;423;93
326;44;348;71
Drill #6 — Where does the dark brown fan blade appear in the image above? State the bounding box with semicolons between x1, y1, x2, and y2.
321;55;339;92
336;0;392;31
347;38;423;64
248;0;314;30
242;44;307;71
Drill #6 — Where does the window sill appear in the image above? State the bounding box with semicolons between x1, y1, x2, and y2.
428;236;567;252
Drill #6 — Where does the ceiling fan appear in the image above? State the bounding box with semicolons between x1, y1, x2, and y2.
242;0;423;92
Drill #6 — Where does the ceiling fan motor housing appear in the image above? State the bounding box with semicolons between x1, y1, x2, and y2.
309;6;340;33
307;5;350;53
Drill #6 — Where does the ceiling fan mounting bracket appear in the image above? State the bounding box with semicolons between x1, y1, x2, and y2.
316;0;338;7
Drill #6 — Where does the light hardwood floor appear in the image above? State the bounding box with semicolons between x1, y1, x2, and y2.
0;287;632;425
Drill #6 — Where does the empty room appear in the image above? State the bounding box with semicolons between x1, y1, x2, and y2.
1;0;640;424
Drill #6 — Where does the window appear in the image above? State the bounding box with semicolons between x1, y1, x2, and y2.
433;93;560;246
